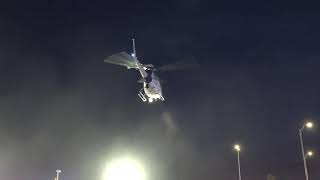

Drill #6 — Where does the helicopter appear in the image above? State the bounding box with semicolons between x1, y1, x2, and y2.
104;39;198;103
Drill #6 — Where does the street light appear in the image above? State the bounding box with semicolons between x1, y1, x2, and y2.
234;144;241;152
233;144;242;180
299;121;314;180
55;170;62;180
306;122;314;129
307;150;314;158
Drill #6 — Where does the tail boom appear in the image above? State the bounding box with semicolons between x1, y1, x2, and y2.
131;38;148;78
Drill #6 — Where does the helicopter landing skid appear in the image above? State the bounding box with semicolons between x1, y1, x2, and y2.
138;89;147;102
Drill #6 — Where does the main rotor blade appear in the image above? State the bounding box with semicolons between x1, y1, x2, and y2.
104;52;138;69
157;57;200;71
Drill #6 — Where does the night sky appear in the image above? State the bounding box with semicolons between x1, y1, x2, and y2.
1;1;320;180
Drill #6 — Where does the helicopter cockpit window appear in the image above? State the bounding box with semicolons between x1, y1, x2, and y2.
145;70;152;83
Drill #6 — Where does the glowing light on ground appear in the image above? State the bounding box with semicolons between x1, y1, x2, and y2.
103;157;146;180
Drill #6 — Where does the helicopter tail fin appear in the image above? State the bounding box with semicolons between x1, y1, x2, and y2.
132;38;137;58
131;38;148;78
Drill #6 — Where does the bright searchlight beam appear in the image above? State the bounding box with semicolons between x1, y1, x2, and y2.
103;158;146;180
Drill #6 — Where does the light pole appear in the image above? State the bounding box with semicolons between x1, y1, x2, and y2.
56;170;62;180
299;121;314;180
234;144;241;180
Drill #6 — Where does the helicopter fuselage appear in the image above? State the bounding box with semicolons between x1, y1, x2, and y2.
131;50;164;102
142;71;164;102
105;38;165;103
105;39;197;103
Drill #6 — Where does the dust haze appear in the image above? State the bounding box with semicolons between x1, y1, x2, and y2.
1;7;320;180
